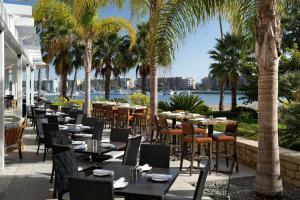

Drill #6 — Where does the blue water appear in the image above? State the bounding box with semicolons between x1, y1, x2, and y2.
46;93;244;106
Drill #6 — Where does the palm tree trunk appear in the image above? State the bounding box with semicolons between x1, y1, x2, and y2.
218;15;224;39
37;67;42;99
141;74;147;94
84;39;92;117
219;78;225;111
149;0;159;115
230;76;238;110
70;68;78;98
104;65;112;100
254;0;283;196
60;72;67;98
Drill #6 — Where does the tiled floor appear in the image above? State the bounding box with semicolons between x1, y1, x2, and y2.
0;112;255;200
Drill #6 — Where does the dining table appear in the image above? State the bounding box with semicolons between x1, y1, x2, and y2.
189;117;237;136
158;111;206;127
89;165;179;200
73;140;127;155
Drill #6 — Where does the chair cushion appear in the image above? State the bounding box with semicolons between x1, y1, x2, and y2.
160;129;182;135
184;136;212;143
194;128;205;134
213;133;235;142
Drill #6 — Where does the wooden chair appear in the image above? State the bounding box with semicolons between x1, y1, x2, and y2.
115;108;133;128
133;108;149;135
5;120;27;159
104;105;115;128
213;123;239;173
92;103;104;118
180;122;212;175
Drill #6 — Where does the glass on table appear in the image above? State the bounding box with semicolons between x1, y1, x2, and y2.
209;115;214;122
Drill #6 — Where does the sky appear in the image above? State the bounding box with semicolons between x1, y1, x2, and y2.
5;0;230;82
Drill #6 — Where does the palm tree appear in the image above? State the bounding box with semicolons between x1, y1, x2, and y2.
34;0;136;116
70;44;84;98
208;33;250;110
135;23;150;94
208;63;228;111
253;0;283;196
93;34;136;100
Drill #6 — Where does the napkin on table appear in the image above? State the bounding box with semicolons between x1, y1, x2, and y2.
93;169;114;176
101;143;116;148
137;164;152;172
145;173;172;180
73;144;87;150
113;177;128;189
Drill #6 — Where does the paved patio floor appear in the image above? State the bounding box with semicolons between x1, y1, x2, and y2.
0;111;255;200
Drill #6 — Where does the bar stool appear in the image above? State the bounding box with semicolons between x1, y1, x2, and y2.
133;108;148;135
213;123;239;173
92;103;104;118
150;115;159;143
104;105;115;128
180;122;212;175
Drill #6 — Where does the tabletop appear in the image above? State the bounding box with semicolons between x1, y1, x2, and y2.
188;118;237;126
59;124;91;133
90;165;179;199
74;140;127;155
159;112;205;121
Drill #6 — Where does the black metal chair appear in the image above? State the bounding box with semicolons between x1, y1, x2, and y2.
193;160;210;200
123;136;142;166
139;144;170;168
42;123;59;162
26;105;33;122
61;107;71;114
76;113;83;124
45;115;59;124
50;104;59;112
91;120;105;141
110;128;130;143
68;177;114;200
36;118;48;155
52;144;77;200
81;116;97;134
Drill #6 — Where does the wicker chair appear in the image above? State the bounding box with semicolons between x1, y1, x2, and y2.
123;136;142;166
110;128;130;143
45;115;59;124
139;144;170;168
68;177;114;200
36;118;48;156
5;120;26;159
42;123;59;162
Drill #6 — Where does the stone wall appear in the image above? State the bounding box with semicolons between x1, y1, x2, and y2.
223;137;300;187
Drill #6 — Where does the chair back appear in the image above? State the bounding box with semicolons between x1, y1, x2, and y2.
139;144;170;168
158;117;168;129
61;107;71;114
225;123;238;136
150;115;158;131
76;113;84;125
53;144;77;199
92;120;105;141
104;105;114;119
42;123;59;148
110;128;130;143
36;118;48;138
5;125;25;146
69;177;114;200
117;108;130;119
52;131;71;145
193;160;210;200
35;109;46;116
82;116;97;127
45;115;59;124
181;122;195;136
123;136;142;166
50;104;59;112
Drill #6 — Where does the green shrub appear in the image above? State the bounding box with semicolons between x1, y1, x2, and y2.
94;96;106;101
52;97;84;107
129;93;150;106
111;98;128;103
158;94;210;114
279;101;300;132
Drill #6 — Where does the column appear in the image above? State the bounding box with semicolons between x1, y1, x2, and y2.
12;65;17;98
0;30;5;173
26;65;30;106
4;69;9;95
16;54;22;116
30;68;34;105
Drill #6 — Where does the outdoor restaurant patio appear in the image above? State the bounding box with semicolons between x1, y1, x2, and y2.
1;106;300;200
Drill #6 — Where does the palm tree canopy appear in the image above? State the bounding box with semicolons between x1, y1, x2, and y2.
34;0;136;47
